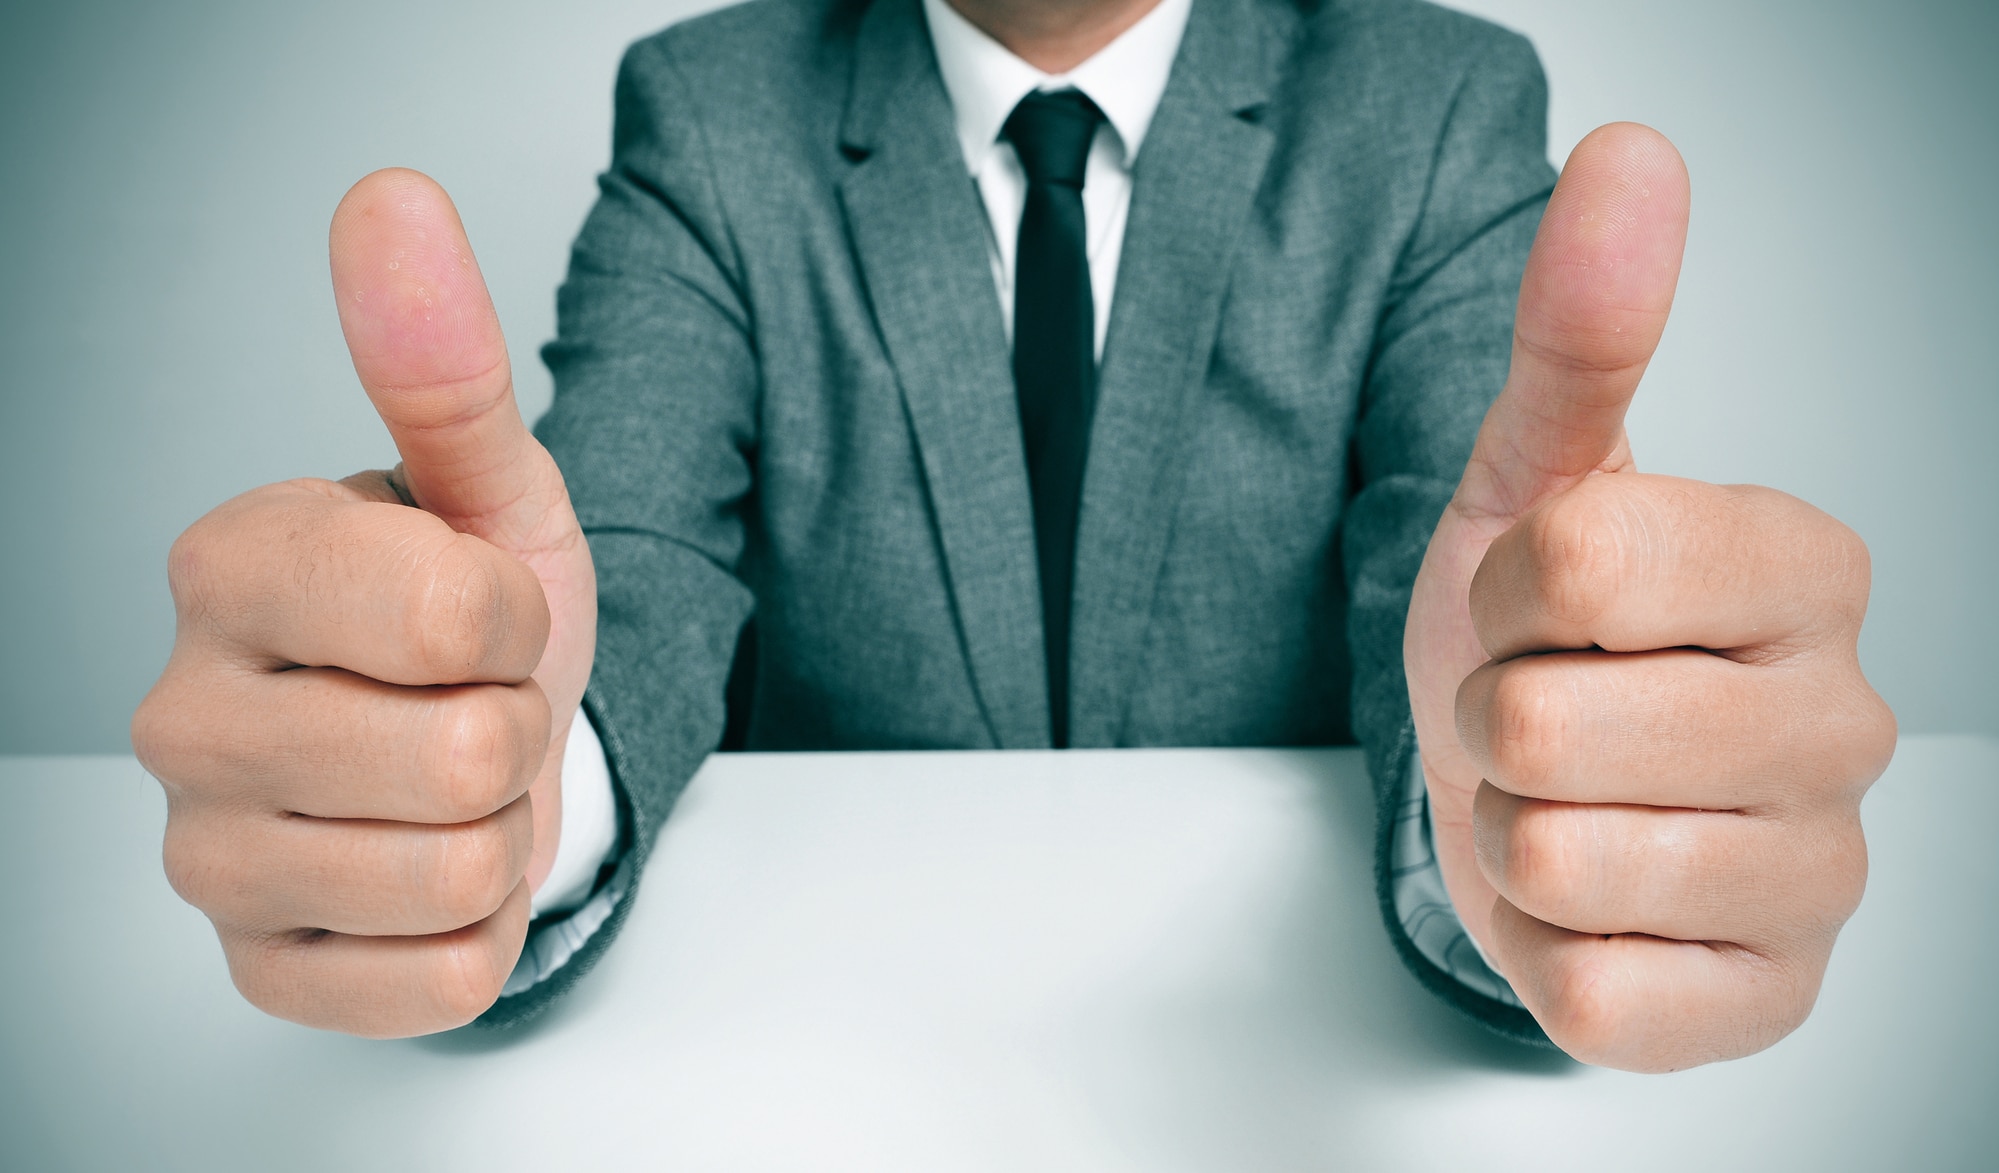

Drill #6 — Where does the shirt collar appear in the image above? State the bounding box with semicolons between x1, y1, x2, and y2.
922;0;1192;175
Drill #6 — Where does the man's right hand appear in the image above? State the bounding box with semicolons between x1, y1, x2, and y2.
132;170;598;1037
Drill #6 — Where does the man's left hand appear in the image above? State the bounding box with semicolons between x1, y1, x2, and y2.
1404;122;1897;1072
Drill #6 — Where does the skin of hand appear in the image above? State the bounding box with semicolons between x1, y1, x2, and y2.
131;170;597;1037
1404;123;1897;1072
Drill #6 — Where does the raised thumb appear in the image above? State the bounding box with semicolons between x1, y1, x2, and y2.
1457;122;1691;521
329;168;551;543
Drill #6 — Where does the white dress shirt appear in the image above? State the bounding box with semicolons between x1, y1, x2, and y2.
521;0;1511;1015
529;711;620;918
923;0;1192;358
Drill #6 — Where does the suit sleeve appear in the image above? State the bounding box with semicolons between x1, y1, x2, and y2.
1341;28;1560;1047
476;35;758;1028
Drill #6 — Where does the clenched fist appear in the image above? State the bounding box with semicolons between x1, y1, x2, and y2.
1406;124;1896;1071
132;171;598;1037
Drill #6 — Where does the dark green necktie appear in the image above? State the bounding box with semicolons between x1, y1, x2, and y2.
1003;88;1104;750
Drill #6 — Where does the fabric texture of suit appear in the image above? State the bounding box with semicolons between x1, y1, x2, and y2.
495;0;1559;1045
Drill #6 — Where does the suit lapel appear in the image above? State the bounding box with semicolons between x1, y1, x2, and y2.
837;0;1051;749
1066;0;1283;746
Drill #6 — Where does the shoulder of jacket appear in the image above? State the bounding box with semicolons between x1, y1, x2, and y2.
1295;0;1538;72
621;0;863;83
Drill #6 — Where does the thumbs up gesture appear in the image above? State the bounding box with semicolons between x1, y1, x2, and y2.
133;171;597;1036
1405;124;1896;1071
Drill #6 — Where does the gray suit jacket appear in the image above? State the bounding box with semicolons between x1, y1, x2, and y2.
505;0;1557;1044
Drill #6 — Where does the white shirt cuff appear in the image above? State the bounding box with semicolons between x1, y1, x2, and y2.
499;706;632;1002
529;707;621;918
1389;741;1522;1009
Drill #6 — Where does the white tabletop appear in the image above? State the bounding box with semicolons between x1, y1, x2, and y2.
2;737;1994;1171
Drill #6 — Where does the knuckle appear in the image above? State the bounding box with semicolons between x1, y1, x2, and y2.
223;929;337;1028
1722;947;1820;1056
1502;803;1586;922
1845;688;1899;791
426;689;523;822
1523;491;1625;630
1802;816;1870;930
163;810;277;929
220;933;290;1016
1483;664;1574;793
165;515;225;618
425;818;519;927
1760;491;1873;636
130;683;189;782
1832;516;1870;573
1539;950;1629;1063
430;924;511;1026
131;666;233;795
405;537;508;680
166;489;291;624
1805;673;1898;803
1822;516;1873;609
160;814;223;911
1826;844;1869;928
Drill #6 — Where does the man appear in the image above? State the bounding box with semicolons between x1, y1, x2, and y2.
133;0;1893;1073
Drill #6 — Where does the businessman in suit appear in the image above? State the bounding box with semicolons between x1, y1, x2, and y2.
133;0;1893;1072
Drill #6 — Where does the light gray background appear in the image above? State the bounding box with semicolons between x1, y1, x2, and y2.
2;0;1993;752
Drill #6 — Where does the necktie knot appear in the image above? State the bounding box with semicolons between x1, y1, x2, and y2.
1003;89;1104;190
